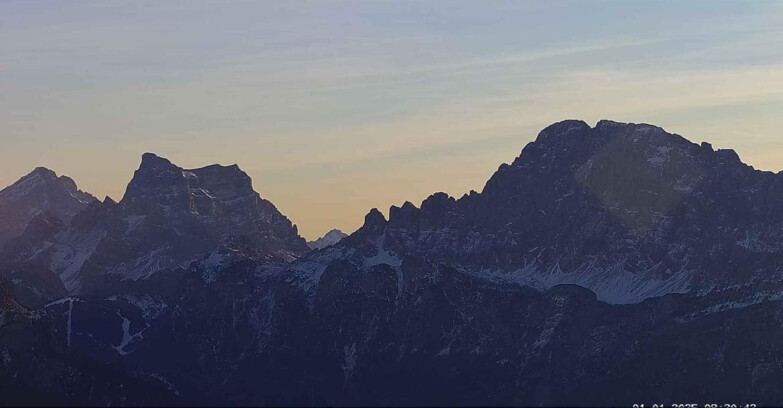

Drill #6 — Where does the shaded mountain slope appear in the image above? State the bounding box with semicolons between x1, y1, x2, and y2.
0;153;308;304
4;120;783;405
302;120;783;304
0;167;95;249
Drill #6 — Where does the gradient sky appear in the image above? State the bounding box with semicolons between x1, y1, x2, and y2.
3;1;783;239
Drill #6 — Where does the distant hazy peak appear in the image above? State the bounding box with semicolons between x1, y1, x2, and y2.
307;229;348;250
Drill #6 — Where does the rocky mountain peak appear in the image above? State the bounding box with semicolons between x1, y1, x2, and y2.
139;152;175;171
419;192;457;227
530;120;686;154
122;153;257;215
307;229;349;250
330;119;783;305
501;119;753;199
29;166;58;178
61;153;309;285
6;119;783;405
2;167;90;200
121;153;187;211
362;208;387;231
421;192;456;214
388;201;421;229
534;119;591;142
186;163;255;201
0;167;96;248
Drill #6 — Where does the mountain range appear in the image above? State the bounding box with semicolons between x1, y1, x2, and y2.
3;120;783;406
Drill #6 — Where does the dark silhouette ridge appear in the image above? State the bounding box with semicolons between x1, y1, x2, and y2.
3;120;783;405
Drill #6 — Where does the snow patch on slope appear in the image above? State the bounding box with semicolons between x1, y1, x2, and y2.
362;237;404;293
113;311;150;356
105;247;178;281
460;258;693;304
200;252;229;283
287;246;354;292
47;229;106;293
362;246;402;270
44;297;78;347
680;289;783;321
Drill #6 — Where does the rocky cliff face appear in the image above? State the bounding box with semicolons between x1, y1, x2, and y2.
3;120;783;405
0;167;95;249
0;153;308;304
319;120;783;304
122;153;305;254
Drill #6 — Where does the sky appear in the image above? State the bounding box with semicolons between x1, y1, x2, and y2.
2;1;783;240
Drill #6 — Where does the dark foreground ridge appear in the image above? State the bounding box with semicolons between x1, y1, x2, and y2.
3;120;783;406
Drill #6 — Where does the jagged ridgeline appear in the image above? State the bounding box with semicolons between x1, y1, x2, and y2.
0;153;309;306
3;120;783;406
